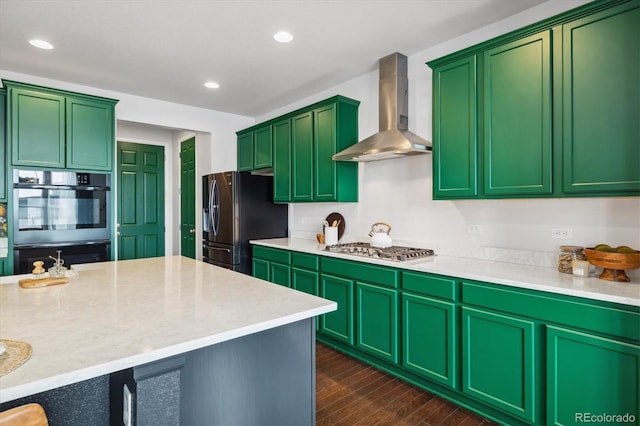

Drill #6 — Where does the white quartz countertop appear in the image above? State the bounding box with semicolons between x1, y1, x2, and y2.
0;256;336;403
251;238;640;307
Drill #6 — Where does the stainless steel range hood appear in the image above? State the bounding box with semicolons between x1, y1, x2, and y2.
333;52;432;162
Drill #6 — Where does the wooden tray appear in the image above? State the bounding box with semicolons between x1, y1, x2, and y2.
18;277;69;289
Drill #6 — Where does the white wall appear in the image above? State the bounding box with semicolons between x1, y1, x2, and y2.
257;0;640;268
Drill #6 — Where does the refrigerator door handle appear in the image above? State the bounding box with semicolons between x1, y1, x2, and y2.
211;178;220;237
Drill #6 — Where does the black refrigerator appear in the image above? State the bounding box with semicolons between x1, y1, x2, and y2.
202;171;288;274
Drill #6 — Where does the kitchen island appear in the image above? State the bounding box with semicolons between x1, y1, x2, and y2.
0;256;336;425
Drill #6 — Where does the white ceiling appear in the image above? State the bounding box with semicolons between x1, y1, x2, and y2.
0;0;548;117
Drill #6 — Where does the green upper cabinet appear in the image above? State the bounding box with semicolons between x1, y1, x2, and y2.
237;95;360;203
561;1;640;194
428;0;640;199
66;95;115;171
236;125;273;172
432;55;478;198
237;131;254;171
4;80;117;172
273;118;292;202
0;89;6;201
8;85;65;168
291;98;359;202
253;126;273;170
291;111;314;201
483;31;552;196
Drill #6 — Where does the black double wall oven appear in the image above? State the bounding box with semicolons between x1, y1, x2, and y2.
13;169;112;273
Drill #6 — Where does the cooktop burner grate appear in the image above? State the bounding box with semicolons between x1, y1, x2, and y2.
325;242;435;262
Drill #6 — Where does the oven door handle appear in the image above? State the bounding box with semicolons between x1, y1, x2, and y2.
14;240;112;249
14;183;111;191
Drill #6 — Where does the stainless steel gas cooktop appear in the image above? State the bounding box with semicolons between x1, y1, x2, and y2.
325;242;435;262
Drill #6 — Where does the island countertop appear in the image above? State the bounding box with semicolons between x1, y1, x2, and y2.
0;256;336;403
251;238;640;307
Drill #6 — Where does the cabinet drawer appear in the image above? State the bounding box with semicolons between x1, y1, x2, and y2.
252;246;291;265
321;257;398;288
292;252;319;270
462;281;640;342
401;271;456;301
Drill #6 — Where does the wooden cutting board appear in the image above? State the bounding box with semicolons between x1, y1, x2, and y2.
18;277;69;289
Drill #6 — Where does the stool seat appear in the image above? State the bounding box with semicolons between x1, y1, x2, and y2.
0;403;48;426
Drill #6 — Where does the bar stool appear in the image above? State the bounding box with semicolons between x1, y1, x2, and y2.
0;403;48;426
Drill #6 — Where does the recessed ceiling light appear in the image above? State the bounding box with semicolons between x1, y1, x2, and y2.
204;81;220;89
29;39;54;50
273;31;293;43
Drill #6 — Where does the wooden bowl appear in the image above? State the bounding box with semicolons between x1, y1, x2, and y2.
584;248;640;282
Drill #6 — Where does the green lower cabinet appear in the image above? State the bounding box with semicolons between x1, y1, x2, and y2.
462;306;538;423
252;258;270;281
252;246;291;286
547;326;640;425
356;282;398;363
0;258;5;276
402;293;456;389
292;267;320;330
270;263;291;287
292;267;319;296
320;274;355;345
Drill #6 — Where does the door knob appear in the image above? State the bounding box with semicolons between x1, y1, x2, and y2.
190;229;196;234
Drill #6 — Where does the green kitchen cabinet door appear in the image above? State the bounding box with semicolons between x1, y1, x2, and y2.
253;125;273;170
273;118;291;202
292;267;319;296
432;55;478;198
66;95;114;171
356;282;399;363
547;326;640;425
0;90;6;201
0;258;5;276
483;31;552;196
252;258;270;281
402;293;456;389
292;267;320;330
562;1;640;194
237;131;253;172
9;87;65;168
270;262;291;287
291;111;314;202
462;306;537;423
313;104;337;201
320;274;355;345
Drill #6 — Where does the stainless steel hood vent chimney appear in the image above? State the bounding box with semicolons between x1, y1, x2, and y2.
333;52;432;162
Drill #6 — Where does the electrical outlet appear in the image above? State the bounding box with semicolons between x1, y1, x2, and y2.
467;224;483;234
123;384;132;426
551;228;574;239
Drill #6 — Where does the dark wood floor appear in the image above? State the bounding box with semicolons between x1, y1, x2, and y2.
316;342;498;426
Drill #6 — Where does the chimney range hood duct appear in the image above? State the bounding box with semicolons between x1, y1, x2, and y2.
333;52;432;162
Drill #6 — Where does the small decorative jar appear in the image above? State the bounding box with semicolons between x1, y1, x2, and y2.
558;246;586;274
